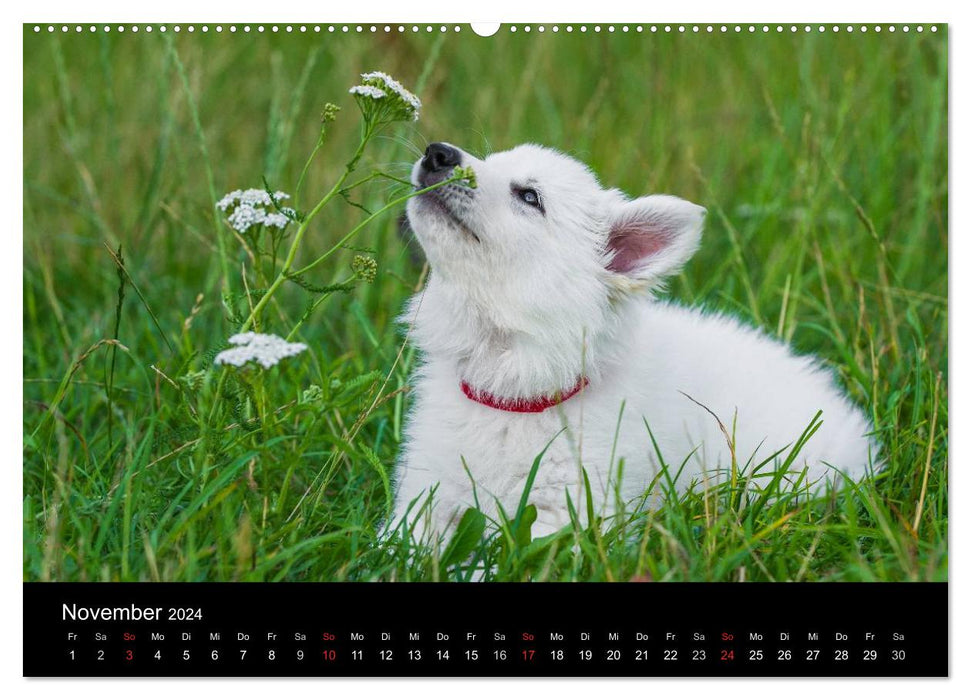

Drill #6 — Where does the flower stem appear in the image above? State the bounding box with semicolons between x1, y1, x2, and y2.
294;136;324;208
290;176;463;279
239;128;373;332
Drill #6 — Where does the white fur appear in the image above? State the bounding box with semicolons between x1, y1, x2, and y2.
391;143;879;542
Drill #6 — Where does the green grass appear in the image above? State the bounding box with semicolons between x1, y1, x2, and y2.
23;26;947;582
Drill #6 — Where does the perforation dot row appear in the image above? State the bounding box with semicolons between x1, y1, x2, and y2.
31;24;939;35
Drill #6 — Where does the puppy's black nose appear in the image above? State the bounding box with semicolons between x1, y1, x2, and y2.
422;142;462;173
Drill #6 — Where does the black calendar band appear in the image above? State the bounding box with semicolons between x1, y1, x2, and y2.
24;581;948;677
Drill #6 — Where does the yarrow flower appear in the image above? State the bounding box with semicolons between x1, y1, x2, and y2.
452;165;478;189
349;70;421;123
217;189;290;211
217;189;293;234
214;332;308;370
321;102;340;123
351;254;378;283
349;85;387;100
300;384;323;404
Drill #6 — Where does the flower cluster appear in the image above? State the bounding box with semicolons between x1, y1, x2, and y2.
320;102;340;124
349;85;386;100
214;332;308;370
349;71;421;123
300;384;323;404
217;189;294;234
452;165;478;189
351;255;378;283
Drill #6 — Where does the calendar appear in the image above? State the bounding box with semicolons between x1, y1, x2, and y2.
22;20;949;683
24;583;947;676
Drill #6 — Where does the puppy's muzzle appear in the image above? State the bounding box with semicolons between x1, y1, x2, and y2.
418;142;462;187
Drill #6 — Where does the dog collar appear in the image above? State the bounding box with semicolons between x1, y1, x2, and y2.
460;376;589;413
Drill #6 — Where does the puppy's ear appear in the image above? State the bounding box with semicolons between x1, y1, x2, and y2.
605;195;705;285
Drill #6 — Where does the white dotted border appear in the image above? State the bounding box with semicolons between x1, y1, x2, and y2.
30;24;940;35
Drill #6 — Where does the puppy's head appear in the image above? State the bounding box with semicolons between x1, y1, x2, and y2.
406;142;705;344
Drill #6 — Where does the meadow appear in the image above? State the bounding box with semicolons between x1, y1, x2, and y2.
23;25;947;582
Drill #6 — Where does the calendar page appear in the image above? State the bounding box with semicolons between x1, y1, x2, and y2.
22;19;948;678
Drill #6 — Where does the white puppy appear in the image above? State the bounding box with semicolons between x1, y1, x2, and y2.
391;142;878;542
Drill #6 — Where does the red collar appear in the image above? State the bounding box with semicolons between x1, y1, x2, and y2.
460;377;589;413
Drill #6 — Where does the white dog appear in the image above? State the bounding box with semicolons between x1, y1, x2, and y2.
391;142;878;542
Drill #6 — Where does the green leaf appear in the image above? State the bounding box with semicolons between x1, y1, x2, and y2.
441;508;487;568
514;504;537;548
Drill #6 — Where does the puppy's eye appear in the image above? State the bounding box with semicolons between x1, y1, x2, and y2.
513;187;544;212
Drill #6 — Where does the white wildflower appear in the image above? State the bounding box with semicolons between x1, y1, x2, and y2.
349;85;386;100
263;212;290;229
227;204;265;233
360;71;422;115
217;189;242;211
350;71;421;122
214;332;308;370
218;188;289;211
218;188;293;233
